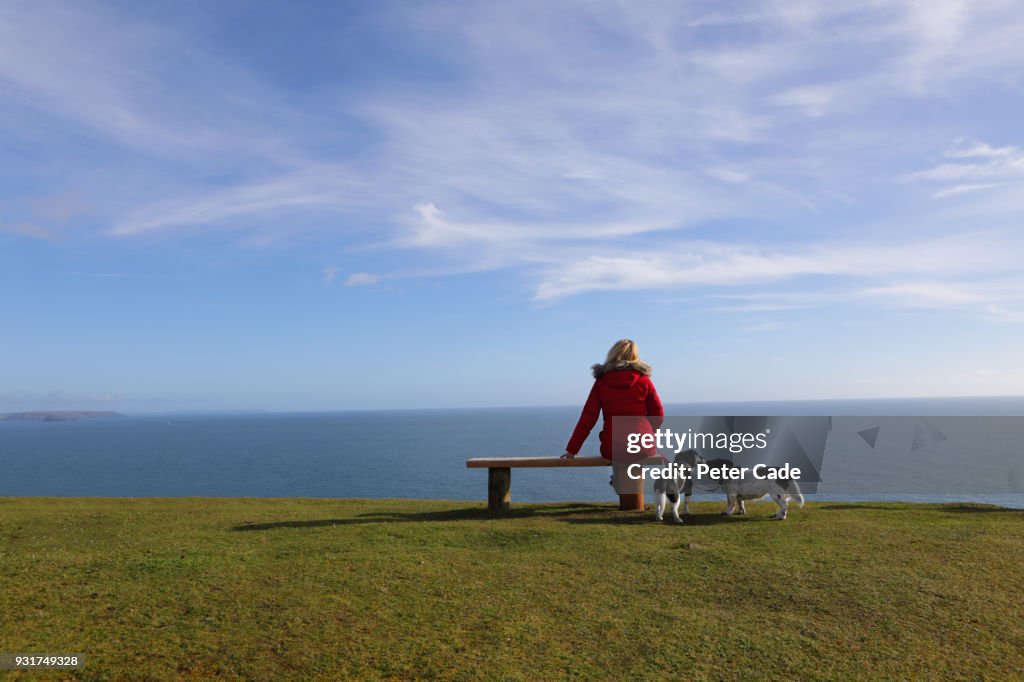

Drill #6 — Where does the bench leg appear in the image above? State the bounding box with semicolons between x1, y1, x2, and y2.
618;492;644;511
488;467;511;513
612;464;645;511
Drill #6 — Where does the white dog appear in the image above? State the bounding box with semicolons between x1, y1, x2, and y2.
653;450;698;524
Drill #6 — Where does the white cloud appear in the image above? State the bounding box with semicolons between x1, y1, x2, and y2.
0;1;294;157
714;301;818;313
343;272;380;287
932;183;1002;198
109;167;370;236
945;140;1018;159
5;0;1024;324
908;140;1024;185
93;0;1024;244
857;282;985;307
532;233;1024;303
986;304;1024;323
397;203;680;249
741;321;782;333
767;91;825;118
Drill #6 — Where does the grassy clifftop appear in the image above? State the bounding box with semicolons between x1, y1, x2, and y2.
1;498;1022;680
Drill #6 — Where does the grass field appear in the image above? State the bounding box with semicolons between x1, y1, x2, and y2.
1;497;1022;680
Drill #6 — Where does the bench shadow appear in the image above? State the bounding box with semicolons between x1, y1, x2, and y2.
229;503;614;531
228;501;810;531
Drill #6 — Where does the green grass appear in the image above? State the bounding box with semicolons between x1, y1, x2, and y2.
1;498;1022;681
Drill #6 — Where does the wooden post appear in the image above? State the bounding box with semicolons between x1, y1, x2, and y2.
487;467;512;513
613;464;645;511
618;492;644;511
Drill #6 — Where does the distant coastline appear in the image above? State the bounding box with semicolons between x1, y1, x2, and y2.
0;411;122;422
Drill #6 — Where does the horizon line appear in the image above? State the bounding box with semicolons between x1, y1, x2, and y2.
7;393;1024;417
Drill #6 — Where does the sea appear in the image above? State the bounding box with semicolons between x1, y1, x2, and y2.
2;397;1023;508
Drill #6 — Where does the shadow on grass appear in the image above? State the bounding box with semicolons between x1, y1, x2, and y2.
563;512;769;526
229;503;783;531
229;503;616;531
818;503;1023;513
817;504;916;511
937;504;1024;514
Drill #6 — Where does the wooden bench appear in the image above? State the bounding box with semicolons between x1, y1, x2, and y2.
466;456;663;513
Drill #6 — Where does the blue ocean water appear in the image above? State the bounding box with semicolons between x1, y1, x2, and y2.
2;398;1023;507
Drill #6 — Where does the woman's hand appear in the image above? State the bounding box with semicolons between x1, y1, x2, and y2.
560;450;575;459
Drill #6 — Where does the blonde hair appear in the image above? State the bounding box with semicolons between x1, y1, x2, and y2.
605;339;640;365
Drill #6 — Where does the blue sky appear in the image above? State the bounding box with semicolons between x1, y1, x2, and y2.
3;0;1024;412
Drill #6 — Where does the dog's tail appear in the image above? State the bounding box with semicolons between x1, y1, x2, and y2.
788;480;805;508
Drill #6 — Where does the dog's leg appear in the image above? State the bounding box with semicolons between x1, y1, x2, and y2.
724;495;736;516
737;499;747;515
654;491;666;522
682;478;693;516
669;490;684;524
773;494;788;520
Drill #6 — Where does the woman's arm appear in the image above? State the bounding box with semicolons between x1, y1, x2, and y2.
564;382;601;456
646;379;665;429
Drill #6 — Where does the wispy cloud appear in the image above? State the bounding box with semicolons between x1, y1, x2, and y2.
932;183;1003;198
986;304;1024;323
907;139;1024;200
741;321;782;333
343;272;380;287
0;1;294;157
532;233;1020;300
857;281;986;307
109;166;371;236
396;203;679;249
4;0;1024;323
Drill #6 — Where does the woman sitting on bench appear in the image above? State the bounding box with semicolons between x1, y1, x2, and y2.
561;339;664;489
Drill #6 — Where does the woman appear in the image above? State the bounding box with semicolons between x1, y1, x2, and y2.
561;339;664;463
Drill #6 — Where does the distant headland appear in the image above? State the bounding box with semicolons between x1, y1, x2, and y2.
0;411;123;422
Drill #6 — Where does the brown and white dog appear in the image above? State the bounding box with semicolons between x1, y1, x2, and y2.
708;456;805;520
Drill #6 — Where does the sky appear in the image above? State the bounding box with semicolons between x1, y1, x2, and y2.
3;0;1024;412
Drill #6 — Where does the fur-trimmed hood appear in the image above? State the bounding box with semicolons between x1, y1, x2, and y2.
591;360;652;379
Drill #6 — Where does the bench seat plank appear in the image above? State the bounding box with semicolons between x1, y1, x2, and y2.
466;456;663;468
466;456;611;468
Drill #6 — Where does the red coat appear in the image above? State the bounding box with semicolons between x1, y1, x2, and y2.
566;361;664;459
